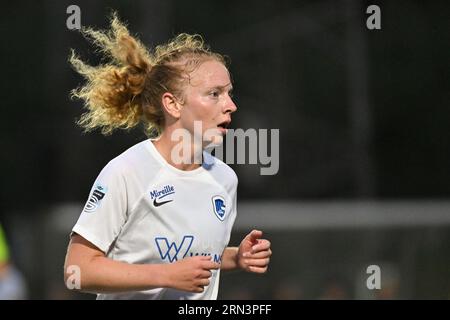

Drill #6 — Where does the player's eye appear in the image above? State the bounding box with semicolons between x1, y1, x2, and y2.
209;90;220;98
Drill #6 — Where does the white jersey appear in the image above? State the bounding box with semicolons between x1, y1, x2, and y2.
72;139;238;300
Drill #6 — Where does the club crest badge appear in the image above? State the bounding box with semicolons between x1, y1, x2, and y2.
212;195;226;221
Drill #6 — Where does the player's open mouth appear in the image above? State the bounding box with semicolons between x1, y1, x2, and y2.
217;120;231;129
217;120;230;135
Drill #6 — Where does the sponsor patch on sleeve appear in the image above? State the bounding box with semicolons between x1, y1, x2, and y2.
83;184;107;213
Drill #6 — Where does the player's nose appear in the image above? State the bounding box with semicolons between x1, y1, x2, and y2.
224;95;237;114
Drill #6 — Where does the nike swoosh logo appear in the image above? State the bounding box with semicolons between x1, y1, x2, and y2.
153;199;173;207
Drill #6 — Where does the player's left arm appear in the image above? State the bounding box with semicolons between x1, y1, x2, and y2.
221;230;271;272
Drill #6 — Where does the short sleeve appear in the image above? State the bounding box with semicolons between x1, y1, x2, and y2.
72;161;128;253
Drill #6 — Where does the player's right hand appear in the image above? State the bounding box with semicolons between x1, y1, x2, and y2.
165;256;220;293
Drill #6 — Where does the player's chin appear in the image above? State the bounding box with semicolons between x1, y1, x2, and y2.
204;132;224;147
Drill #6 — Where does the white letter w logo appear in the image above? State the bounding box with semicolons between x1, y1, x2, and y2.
155;236;194;262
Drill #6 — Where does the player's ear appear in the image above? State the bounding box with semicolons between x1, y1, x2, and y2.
161;92;183;119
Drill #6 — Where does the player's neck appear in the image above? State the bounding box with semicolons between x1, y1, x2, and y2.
152;131;203;171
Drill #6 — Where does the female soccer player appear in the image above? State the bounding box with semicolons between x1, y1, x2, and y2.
64;14;272;299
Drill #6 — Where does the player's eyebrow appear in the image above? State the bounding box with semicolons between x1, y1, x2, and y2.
207;83;233;91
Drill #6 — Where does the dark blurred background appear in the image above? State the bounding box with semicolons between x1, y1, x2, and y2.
0;0;449;299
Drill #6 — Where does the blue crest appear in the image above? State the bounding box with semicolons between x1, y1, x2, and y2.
212;195;226;221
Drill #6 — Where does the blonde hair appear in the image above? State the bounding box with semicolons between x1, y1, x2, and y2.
69;13;226;136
